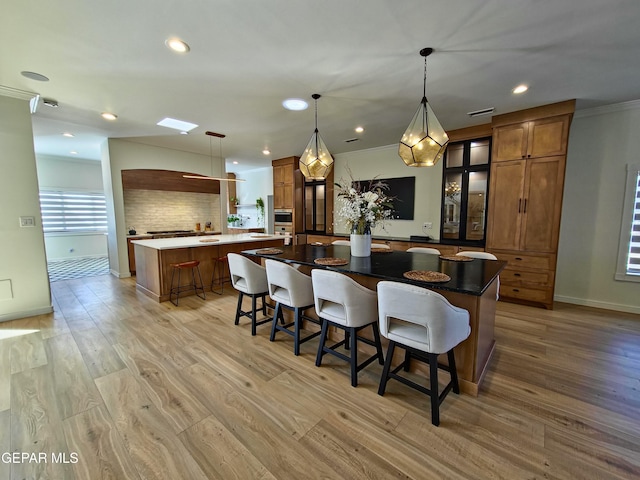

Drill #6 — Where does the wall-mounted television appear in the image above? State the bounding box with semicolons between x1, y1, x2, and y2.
360;176;415;220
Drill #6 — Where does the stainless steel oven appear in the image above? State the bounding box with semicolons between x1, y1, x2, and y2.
274;210;293;224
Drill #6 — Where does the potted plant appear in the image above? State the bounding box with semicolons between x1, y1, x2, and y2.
227;214;240;227
229;196;239;206
256;197;265;227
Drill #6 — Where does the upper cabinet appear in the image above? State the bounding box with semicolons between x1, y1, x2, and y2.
272;158;296;210
493;115;570;162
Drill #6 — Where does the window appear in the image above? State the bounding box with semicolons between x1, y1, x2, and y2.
616;164;640;281
441;138;491;244
39;190;108;233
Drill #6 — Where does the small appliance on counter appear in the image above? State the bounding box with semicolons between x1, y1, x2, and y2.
128;226;136;235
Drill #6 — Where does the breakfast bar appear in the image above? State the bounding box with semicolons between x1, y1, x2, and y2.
244;244;505;396
132;233;285;303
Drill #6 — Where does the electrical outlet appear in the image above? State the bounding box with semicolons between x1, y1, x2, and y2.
423;222;433;230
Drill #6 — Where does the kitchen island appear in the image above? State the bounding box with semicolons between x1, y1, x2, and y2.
245;244;505;396
132;234;284;303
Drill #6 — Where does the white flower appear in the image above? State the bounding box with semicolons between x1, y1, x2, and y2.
335;172;393;234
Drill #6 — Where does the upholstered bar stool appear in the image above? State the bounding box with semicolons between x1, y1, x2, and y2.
227;253;272;336
311;269;384;387
457;251;500;299
376;281;470;426
265;259;320;356
211;254;229;294
406;247;441;255
331;240;351;246
169;260;206;306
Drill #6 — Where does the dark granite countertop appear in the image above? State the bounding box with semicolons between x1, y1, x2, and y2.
244;244;504;296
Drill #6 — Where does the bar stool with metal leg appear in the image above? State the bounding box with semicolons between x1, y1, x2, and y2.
376;281;470;426
169;260;206;306
211;255;229;294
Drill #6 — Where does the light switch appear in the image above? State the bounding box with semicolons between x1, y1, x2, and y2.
19;216;36;227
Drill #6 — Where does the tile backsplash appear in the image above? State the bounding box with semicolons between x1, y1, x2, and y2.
124;189;221;233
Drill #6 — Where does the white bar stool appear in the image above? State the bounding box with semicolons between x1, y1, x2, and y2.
265;259;321;356
457;251;500;299
376;281;470;426
406;247;441;255
311;269;384;387
227;253;271;336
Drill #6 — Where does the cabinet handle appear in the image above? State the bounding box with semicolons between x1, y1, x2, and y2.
512;288;520;292
518;199;522;213
515;257;523;261
523;199;528;213
514;273;521;277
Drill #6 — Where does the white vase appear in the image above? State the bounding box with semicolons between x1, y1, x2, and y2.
350;233;372;257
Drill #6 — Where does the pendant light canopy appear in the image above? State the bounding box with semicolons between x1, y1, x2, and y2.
398;48;449;167
299;93;333;180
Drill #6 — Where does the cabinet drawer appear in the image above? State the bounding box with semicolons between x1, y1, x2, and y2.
500;285;552;304
494;252;553;270
501;269;553;287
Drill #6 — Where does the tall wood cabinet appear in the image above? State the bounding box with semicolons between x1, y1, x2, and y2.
486;100;575;309
273;158;295;210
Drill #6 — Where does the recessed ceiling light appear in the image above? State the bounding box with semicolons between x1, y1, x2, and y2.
157;117;198;132
262;149;271;155
282;98;308;111
62;132;74;137
42;98;58;108
180;131;189;135
233;161;239;165
165;37;190;53
355;126;364;133
21;71;49;81
101;112;118;121
512;84;529;94
70;151;78;155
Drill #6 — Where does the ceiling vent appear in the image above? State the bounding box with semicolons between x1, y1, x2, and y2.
467;107;494;118
344;138;359;143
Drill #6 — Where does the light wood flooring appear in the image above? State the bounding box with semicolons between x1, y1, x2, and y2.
1;274;639;479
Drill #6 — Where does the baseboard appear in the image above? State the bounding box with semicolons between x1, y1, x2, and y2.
0;305;54;323
553;295;640;315
47;254;107;262
110;269;131;279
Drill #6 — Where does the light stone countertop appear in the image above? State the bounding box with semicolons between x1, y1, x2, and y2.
130;233;285;250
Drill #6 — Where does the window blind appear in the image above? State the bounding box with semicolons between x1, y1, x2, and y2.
39;191;107;233
627;171;640;275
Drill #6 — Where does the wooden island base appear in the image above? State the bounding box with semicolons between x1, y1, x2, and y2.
133;235;284;303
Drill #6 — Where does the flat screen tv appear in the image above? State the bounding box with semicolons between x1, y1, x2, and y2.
360;176;415;220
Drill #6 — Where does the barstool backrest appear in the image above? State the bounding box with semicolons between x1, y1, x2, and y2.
457;251;497;260
265;259;314;308
311;269;377;327
377;281;470;354
331;240;351;246
406;247;441;255
371;243;391;249
227;253;268;294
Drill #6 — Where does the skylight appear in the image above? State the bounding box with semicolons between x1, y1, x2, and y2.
157;117;198;132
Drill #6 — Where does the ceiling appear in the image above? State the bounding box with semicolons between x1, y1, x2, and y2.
3;0;640;172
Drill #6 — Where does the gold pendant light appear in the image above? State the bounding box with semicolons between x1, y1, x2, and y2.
299;93;333;180
398;48;449;167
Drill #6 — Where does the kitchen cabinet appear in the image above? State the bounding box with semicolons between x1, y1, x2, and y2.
273;159;295;210
487;101;574;309
493;115;570;162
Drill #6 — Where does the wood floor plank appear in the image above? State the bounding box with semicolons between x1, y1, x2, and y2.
0;336;10;411
63;404;141;480
181;362;339;479
113;339;210;434
0;409;10;480
71;326;126;379
38;310;71;340
43;333;103;419
9;317;48;374
179;415;277;480
10;364;76;480
95;368;208;480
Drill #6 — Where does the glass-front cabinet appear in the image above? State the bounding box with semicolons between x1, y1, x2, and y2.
441;138;491;245
304;180;326;234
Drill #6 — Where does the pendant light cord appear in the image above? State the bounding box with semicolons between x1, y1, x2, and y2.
423;55;428;100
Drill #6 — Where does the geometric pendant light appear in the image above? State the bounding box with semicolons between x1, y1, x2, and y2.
398;48;449;167
299;93;334;179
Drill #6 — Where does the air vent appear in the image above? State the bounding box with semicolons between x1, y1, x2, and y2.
467;107;494;118
344;138;359;143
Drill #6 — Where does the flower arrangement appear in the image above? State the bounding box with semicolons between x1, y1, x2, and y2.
335;172;394;234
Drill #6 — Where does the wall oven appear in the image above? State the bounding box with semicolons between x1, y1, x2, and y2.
274;209;293;235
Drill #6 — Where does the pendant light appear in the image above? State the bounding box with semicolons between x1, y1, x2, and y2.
398;48;449;167
299;93;333;180
183;131;245;182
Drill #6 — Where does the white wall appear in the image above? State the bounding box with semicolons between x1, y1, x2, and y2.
233;167;273;228
556;101;640;313
104;139;226;277
36;154;107;261
0;94;52;322
333;145;443;238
